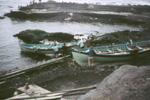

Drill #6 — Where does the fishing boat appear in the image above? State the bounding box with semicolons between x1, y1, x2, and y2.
72;41;150;65
19;41;78;54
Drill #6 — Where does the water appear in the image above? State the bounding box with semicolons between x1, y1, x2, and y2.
0;0;145;72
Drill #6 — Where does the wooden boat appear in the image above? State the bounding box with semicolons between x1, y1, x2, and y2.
6;84;63;100
19;41;78;54
72;41;150;65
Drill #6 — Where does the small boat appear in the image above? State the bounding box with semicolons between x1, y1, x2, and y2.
6;84;62;100
19;41;78;54
72;41;150;65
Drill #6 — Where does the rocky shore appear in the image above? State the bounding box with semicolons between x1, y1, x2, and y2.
78;65;150;100
1;1;150;100
4;1;150;27
1;56;150;99
91;29;150;46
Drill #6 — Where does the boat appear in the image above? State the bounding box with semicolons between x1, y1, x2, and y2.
6;84;62;100
19;41;78;54
72;41;150;65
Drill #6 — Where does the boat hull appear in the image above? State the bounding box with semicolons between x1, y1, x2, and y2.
20;44;55;54
72;49;150;65
19;41;78;54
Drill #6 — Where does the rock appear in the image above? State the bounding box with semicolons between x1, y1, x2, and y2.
14;29;74;43
4;1;150;27
0;16;4;19
78;65;150;100
91;29;150;46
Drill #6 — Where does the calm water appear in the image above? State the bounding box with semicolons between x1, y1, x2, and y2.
0;0;146;72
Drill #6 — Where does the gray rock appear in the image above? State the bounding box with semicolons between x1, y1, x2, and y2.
78;65;150;100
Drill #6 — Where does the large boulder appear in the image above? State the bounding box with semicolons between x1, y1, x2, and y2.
78;65;150;100
14;29;74;43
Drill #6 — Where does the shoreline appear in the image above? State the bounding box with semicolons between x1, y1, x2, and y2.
1;1;150;100
4;1;150;29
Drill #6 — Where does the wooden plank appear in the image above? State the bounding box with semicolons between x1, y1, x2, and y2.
17;84;51;96
8;91;63;100
45;85;97;97
0;81;5;85
9;95;62;100
62;85;97;93
6;93;31;100
0;72;25;81
63;91;88;96
7;84;62;100
0;55;70;82
7;85;97;100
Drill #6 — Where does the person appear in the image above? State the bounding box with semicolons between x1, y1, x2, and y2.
77;38;85;48
62;43;68;56
53;40;59;45
130;45;139;65
25;83;29;89
128;37;133;47
85;36;91;48
33;0;35;4
88;46;95;68
53;44;59;58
